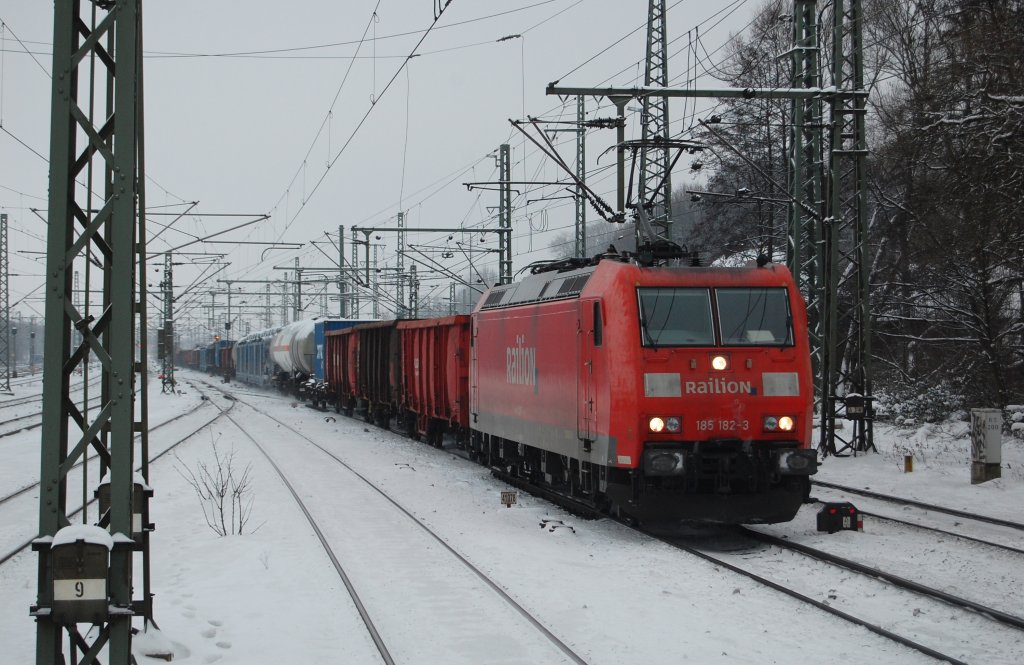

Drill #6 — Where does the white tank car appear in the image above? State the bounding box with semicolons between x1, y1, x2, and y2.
271;319;316;376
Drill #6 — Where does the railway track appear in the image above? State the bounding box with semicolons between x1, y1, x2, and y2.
653;517;1024;665
810;497;1024;557
741;525;1024;624
201;381;589;665
813;479;1024;531
648;526;970;663
0;384;232;568
0;375;102;412
0;394;105;440
479;451;1022;663
204;376;1022;663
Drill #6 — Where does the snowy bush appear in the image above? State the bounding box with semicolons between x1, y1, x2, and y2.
872;379;966;425
1009;405;1024;441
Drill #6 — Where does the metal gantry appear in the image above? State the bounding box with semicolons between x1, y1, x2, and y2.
639;0;673;236
36;1;148;663
821;0;874;454
787;0;826;434
547;0;873;458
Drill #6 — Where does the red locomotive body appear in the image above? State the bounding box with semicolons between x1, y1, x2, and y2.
470;259;815;524
396;316;471;446
325;327;359;416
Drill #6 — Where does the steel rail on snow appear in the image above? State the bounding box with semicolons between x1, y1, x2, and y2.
741;527;1024;633
201;381;591;665
0;385;230;567
813;480;1024;531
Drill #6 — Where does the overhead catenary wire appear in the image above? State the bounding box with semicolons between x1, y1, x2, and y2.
198;1;739;292
266;2;458;247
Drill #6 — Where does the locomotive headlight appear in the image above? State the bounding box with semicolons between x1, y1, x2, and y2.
665;417;682;432
649;417;666;433
764;415;795;432
711;355;729;371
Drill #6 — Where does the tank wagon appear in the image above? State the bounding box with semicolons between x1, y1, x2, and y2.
229;318;372;399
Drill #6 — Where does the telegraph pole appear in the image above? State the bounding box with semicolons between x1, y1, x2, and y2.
0;212;9;393
36;1;148;662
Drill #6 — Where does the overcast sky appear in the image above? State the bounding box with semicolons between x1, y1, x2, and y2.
0;0;758;337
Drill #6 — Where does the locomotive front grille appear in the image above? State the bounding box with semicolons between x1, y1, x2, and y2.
645;440;799;494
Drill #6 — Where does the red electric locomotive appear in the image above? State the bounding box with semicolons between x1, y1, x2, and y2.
469;257;816;524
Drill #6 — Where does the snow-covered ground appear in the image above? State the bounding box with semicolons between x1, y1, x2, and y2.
1;370;1022;664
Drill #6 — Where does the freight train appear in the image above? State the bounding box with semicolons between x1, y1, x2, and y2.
178;318;369;402
177;253;817;524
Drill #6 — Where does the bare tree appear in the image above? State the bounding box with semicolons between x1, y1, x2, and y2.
176;436;258;536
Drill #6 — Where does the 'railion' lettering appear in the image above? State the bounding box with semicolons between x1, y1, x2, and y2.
506;335;536;386
684;378;753;395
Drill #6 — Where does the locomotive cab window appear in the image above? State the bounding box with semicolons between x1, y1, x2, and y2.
637;288;714;346
716;287;793;346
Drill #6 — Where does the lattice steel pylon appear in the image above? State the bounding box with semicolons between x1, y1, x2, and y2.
498;144;512;285
396;212;406;317
35;1;148;663
0;213;10;393
161;252;175;393
575;96;587;259
787;0;825;427
638;0;672;239
821;0;873;455
351;227;361;317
